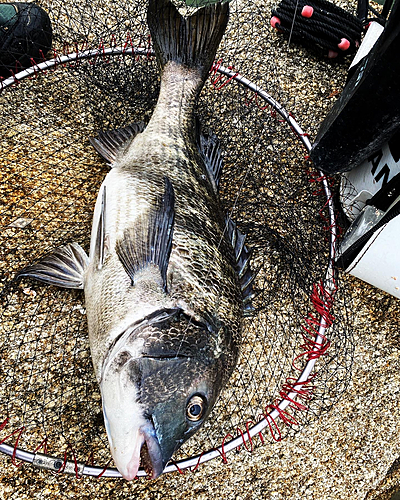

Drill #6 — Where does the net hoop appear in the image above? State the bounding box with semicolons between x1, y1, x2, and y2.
0;47;337;478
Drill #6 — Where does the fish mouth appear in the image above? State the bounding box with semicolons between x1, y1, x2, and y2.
119;421;164;480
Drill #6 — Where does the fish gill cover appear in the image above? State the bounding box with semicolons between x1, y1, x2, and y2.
0;0;353;477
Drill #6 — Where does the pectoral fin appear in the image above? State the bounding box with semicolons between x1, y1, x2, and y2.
90;123;146;166
116;177;175;292
94;185;107;269
18;242;89;289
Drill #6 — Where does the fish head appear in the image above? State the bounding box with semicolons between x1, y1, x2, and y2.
100;308;235;480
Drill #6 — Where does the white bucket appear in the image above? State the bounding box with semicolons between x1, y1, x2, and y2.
343;213;400;299
340;135;400;221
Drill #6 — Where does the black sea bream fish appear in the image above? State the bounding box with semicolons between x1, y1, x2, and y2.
19;0;253;480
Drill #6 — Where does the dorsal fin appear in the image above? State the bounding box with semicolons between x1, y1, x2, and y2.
199;131;224;191
225;217;255;316
116;177;175;292
90;122;145;165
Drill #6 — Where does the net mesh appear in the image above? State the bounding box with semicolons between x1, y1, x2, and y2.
0;0;353;475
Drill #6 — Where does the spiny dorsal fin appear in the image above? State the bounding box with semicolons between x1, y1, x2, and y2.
116;177;175;292
199;131;224;191
17;242;89;289
90;122;145;165
225;217;255;316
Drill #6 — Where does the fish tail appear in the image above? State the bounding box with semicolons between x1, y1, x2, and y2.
147;0;229;80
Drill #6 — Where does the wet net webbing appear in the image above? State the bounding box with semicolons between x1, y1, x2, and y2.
0;0;353;477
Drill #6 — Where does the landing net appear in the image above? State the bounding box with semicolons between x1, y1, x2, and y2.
0;0;353;477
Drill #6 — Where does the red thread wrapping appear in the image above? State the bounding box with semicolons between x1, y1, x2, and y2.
189;451;207;472
171;460;184;475
250;245;337;442
266;403;299;427
60;443;82;479
246;420;263;450
209;60;238;91
288;112;310;137
0;419;25;444
28;58;39;79
184;437;233;473
34;437;48;455
0;417;9;433
218;415;267;461
244;90;269;111
96;460;113;478
219;433;233;463
11;427;25;467
308;170;335;195
308;170;343;255
234;427;252;453
292;282;335;370
279;378;313;412
210;58;222;77
0;424;26;467
0;419;82;477
263;410;283;442
243;86;285;122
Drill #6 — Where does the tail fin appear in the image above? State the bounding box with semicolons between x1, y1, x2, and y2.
147;0;229;79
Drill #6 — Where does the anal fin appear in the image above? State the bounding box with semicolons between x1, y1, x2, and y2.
198;125;224;192
116;177;175;292
18;242;89;289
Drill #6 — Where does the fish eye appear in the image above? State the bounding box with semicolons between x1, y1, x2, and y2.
186;394;207;423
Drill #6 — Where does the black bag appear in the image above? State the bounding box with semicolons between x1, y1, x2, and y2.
0;2;52;78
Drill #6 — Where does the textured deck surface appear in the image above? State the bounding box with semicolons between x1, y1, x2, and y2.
1;0;400;498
